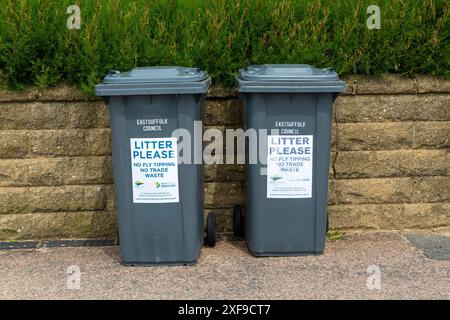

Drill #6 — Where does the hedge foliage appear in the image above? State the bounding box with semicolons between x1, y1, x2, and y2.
0;0;448;92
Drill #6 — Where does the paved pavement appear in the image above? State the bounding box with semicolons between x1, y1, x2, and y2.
1;232;450;300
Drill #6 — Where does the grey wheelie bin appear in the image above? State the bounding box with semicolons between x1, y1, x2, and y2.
234;64;345;256
95;66;216;266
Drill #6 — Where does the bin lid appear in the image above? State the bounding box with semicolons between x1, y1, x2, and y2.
236;64;345;93
103;67;208;84
95;66;211;96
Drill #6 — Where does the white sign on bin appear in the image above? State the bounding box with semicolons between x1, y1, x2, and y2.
267;135;313;198
130;137;179;203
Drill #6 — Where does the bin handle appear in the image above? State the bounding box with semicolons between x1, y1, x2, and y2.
108;70;121;77
183;67;201;75
244;66;260;74
322;67;335;74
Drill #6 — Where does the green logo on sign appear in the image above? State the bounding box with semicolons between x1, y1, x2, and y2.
135;181;144;187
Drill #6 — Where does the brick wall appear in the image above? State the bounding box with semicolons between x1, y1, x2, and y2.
0;75;448;240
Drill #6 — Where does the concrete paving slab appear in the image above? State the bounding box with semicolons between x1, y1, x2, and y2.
0;232;450;300
405;234;450;260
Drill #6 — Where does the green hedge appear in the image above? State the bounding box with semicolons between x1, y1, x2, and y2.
0;0;448;93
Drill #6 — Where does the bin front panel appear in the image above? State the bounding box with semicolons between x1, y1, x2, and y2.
244;92;333;255
108;94;203;264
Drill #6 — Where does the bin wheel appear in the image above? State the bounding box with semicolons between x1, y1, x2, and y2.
206;212;217;247
116;228;120;245
233;205;245;238
326;215;329;234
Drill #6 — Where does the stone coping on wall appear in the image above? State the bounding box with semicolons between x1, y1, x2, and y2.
0;75;449;101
